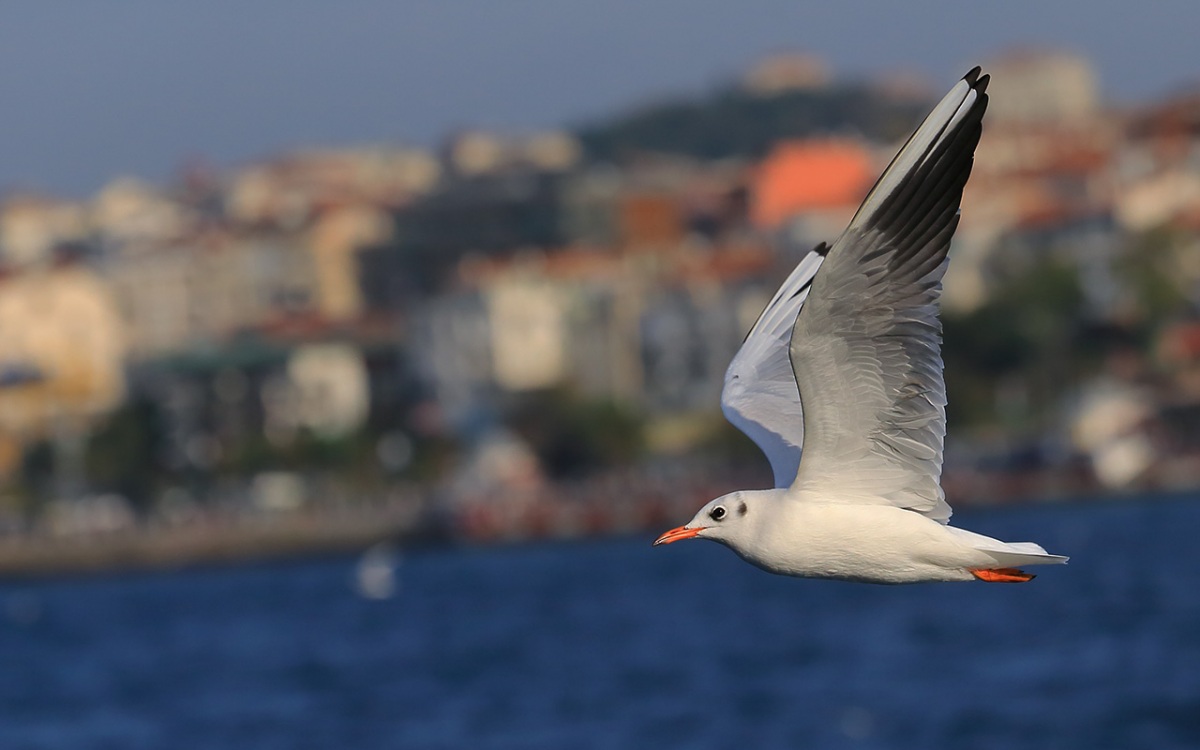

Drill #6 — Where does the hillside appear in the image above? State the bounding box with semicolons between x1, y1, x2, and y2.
576;84;934;161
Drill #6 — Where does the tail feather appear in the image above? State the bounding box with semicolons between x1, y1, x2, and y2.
986;549;1069;568
946;526;1068;566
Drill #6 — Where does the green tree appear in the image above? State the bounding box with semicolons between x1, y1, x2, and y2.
507;388;644;479
1114;226;1192;329
84;397;167;514
943;258;1088;431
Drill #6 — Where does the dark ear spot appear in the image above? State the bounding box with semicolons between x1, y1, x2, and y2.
738;501;747;517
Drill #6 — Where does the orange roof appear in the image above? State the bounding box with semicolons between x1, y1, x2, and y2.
672;244;774;284
750;139;874;227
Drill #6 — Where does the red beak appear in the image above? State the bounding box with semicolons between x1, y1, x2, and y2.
653;525;702;546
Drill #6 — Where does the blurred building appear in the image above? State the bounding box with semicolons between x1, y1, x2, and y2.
263;343;370;442
417;249;635;426
869;70;936;103
418;242;777;427
106;209;392;359
982;50;1099;124
948;77;1119;311
0;261;127;474
0;195;88;267
91;177;197;246
1115;91;1200;231
1070;379;1156;488
741;53;831;96
445;130;582;177
308;205;394;321
359;168;574;298
486;278;570;391
226;146;441;227
562;159;749;250
106;229;320;359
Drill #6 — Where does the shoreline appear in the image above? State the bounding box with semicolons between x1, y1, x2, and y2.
0;507;440;580
2;477;1196;582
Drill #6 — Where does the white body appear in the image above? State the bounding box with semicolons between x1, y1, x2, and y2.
715;490;1061;584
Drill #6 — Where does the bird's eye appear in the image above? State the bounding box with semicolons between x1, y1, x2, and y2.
709;506;727;521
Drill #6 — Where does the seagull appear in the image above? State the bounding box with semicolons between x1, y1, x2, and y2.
654;68;1067;583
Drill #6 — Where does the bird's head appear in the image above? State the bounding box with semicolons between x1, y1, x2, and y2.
653;491;756;549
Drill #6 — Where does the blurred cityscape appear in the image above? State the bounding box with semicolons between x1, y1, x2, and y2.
2;49;1199;573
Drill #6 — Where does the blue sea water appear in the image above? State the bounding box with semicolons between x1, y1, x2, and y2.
2;495;1199;749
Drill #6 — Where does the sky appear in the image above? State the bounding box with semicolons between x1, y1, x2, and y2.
0;1;1196;197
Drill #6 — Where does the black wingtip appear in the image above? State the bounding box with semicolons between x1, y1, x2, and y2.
963;67;990;95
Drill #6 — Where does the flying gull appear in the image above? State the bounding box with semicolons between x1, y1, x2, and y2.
654;68;1067;583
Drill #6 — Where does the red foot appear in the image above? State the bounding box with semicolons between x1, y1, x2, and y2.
970;567;1035;583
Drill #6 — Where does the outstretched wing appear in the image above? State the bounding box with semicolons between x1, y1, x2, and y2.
721;246;826;487
787;68;989;523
